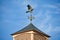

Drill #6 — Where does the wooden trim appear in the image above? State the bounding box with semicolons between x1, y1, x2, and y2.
11;30;50;38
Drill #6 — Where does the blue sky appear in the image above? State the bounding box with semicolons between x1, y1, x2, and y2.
0;0;60;40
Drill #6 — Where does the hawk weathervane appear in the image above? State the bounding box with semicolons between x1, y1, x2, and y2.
26;4;34;13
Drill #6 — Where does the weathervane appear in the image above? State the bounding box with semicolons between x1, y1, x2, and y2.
26;3;35;22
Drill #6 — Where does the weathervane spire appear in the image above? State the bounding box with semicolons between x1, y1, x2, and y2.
26;0;35;23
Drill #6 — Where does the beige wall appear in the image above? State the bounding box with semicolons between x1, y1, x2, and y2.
13;33;31;40
34;32;48;40
12;31;48;40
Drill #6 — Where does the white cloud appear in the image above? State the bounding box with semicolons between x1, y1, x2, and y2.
34;11;43;18
21;0;38;9
45;24;60;34
41;24;60;34
34;5;60;34
42;4;58;9
44;24;52;33
42;4;60;14
52;27;60;32
34;3;60;21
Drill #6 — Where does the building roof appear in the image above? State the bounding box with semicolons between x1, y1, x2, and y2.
11;23;50;37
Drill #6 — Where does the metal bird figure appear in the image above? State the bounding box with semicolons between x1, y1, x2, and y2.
26;4;33;13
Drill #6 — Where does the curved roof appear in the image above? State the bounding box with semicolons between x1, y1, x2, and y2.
11;23;50;37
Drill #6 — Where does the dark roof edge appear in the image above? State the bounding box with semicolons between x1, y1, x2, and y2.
11;30;50;37
11;23;51;37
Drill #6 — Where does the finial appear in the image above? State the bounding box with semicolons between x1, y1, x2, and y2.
28;14;35;22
